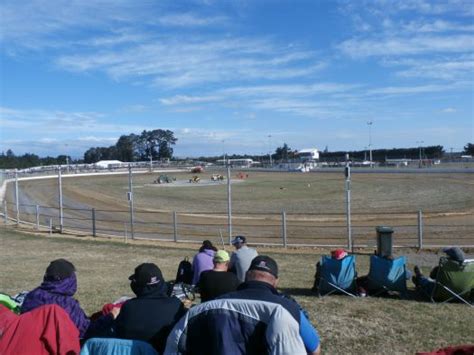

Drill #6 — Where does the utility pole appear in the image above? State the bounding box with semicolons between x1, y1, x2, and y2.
416;141;424;168
367;121;373;167
268;134;273;167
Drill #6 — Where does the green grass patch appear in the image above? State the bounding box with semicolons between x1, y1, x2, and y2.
1;227;473;354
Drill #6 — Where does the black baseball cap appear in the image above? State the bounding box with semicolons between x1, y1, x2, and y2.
129;263;163;286
231;235;246;245
248;255;278;278
45;259;76;281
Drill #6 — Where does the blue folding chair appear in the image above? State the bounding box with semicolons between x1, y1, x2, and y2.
318;255;357;297
367;255;407;297
80;338;158;355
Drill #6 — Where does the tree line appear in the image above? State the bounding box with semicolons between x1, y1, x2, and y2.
0;141;472;170
0;150;72;169
83;129;177;163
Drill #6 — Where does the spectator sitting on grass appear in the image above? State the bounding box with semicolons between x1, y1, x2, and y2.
228;235;258;283
192;240;217;285
164;255;320;355
412;247;465;294
197;249;240;302
223;256;321;355
115;263;186;353
21;259;119;339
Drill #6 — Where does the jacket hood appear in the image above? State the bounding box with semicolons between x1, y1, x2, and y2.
40;273;77;296
202;249;216;258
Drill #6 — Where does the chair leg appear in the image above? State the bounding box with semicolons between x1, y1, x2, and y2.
436;284;473;307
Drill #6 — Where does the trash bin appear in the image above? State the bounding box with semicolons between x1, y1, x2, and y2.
376;226;393;258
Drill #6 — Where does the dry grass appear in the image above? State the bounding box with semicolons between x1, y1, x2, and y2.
1;226;473;354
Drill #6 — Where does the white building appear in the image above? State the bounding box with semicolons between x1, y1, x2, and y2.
94;160;124;169
296;149;319;161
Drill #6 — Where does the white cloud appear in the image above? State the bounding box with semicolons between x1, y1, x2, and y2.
55;36;324;88
339;34;473;58
441;107;457;113
0;106;141;135
158;13;228;27
159;95;221;105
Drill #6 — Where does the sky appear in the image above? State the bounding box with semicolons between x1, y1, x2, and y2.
0;0;473;158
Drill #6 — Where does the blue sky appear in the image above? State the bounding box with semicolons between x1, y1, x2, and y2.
0;0;473;158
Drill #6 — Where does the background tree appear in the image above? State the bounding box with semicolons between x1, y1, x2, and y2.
115;134;138;162
463;143;474;155
274;143;294;162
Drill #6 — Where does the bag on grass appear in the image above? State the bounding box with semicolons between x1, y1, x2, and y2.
167;282;195;301
175;257;193;284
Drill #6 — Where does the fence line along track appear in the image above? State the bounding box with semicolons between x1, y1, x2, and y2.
1;168;474;249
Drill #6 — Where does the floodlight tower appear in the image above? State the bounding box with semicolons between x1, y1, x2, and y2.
367;121;373;166
268;134;273;167
416;141;424;168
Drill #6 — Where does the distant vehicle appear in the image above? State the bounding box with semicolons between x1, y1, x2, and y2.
211;174;225;181
189;176;201;183
190;166;204;173
154;174;175;184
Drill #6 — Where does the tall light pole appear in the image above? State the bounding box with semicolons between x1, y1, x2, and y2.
268;134;273;167
416;141;424;168
221;139;226;166
65;144;70;174
367;121;373;166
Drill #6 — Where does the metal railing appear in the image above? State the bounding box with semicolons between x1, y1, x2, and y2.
3;200;474;249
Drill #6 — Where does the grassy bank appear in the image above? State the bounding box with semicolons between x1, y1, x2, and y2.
1;227;472;354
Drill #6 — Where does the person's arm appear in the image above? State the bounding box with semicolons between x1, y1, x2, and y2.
228;253;236;274
299;310;321;355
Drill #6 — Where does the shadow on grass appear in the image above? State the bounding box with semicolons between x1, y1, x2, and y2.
280;287;427;303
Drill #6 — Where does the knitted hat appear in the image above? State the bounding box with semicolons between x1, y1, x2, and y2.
45;259;76;281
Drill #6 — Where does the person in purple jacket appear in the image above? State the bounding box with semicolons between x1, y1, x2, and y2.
192;240;217;285
21;259;119;338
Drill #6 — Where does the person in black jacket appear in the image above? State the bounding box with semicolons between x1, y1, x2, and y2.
114;263;186;353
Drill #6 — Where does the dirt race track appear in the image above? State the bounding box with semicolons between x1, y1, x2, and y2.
4;170;474;248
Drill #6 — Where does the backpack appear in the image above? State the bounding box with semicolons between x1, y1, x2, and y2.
175;257;193;284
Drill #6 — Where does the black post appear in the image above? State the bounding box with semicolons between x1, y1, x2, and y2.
92;208;96;237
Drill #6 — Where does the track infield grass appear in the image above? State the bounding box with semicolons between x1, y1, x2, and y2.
1;227;473;354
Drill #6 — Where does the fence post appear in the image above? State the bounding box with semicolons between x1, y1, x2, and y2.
417;210;423;250
173;211;178;242
92;208;96;237
281;211;287;248
35;205;40;230
15;169;20;225
226;164;232;241
58;167;64;233
128;165;135;239
3;200;7;224
345;164;353;252
49;218;53;236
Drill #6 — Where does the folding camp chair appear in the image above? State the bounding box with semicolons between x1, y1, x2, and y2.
367;255;407;297
318;255;357;297
428;257;474;306
80;338;158;355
